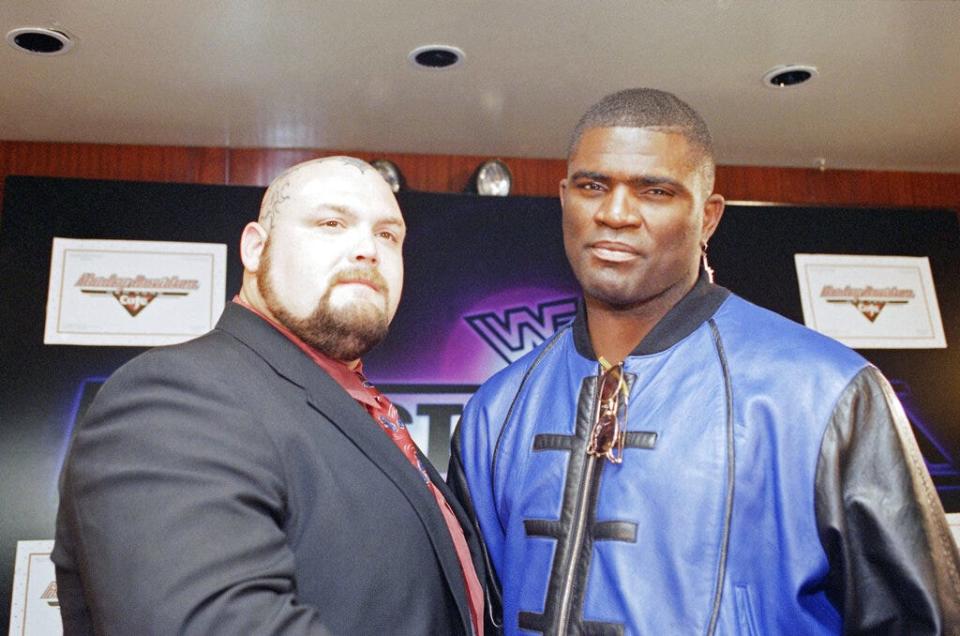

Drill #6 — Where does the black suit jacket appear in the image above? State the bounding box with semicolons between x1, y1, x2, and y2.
53;303;488;635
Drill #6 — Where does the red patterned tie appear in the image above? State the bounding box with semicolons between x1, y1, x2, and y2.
362;377;484;636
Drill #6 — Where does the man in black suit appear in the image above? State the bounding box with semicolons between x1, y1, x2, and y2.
53;157;487;635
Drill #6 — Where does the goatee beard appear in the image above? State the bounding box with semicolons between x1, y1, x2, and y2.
258;257;390;361
281;297;389;361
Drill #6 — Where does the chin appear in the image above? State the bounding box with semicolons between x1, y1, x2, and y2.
581;276;638;306
589;292;643;310
330;288;386;310
318;293;378;322
299;301;390;361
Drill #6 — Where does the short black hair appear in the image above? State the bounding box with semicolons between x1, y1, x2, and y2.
568;88;715;182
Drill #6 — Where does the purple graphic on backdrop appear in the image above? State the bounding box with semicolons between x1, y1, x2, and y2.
465;297;577;364
365;286;579;472
439;287;577;385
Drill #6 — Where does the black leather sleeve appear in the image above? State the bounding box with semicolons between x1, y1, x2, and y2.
815;366;960;634
447;422;504;636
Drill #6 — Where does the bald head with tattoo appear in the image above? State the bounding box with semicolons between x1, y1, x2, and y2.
239;156;406;365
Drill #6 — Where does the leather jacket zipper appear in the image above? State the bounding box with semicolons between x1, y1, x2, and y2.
556;452;599;634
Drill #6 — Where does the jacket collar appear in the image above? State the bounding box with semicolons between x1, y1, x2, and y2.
572;267;731;359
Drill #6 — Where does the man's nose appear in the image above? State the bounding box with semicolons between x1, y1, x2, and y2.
349;231;379;264
595;185;641;228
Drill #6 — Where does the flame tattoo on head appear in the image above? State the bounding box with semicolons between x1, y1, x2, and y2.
258;157;373;230
333;156;372;174
259;178;291;232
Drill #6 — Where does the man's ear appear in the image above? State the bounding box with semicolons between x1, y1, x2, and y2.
240;222;268;273
558;178;568;211
701;193;725;244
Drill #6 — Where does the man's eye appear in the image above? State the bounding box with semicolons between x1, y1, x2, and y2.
378;231;398;242
320;219;344;228
579;182;604;192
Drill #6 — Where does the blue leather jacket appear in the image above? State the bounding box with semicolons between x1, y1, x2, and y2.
450;278;960;635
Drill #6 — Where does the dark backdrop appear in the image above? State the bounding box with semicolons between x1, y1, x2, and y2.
1;176;958;630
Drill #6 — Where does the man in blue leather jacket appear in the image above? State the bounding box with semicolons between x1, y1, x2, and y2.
449;88;960;634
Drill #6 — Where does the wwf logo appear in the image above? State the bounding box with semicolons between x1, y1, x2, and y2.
465;298;577;364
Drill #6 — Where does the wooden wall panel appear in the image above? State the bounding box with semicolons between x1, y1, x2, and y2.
715;165;960;209
0;141;226;205
227;148;322;187
226;147;567;195
2;141;959;215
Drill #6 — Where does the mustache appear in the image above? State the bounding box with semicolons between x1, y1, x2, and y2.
331;267;388;293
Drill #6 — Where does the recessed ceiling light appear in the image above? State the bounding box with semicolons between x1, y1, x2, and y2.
763;64;817;88
6;27;74;56
408;45;464;70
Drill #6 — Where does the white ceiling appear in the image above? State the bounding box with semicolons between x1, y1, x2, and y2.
2;1;959;172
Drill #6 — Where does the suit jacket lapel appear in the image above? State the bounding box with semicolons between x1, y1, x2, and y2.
423;455;485;571
216;303;474;633
422;452;490;615
304;388;474;633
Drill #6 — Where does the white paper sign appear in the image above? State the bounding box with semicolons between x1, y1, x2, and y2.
795;254;946;349
8;540;62;636
44;238;227;347
948;513;960;550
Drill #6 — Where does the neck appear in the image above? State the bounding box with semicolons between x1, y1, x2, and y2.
585;276;695;364
238;280;277;323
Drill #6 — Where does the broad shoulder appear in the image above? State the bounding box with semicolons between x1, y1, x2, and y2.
467;326;573;414
106;327;256;385
712;294;868;376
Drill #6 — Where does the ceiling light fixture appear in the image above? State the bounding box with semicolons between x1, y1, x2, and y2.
6;27;74;56
763;64;817;88
468;160;512;196
409;45;464;70
371;159;405;193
